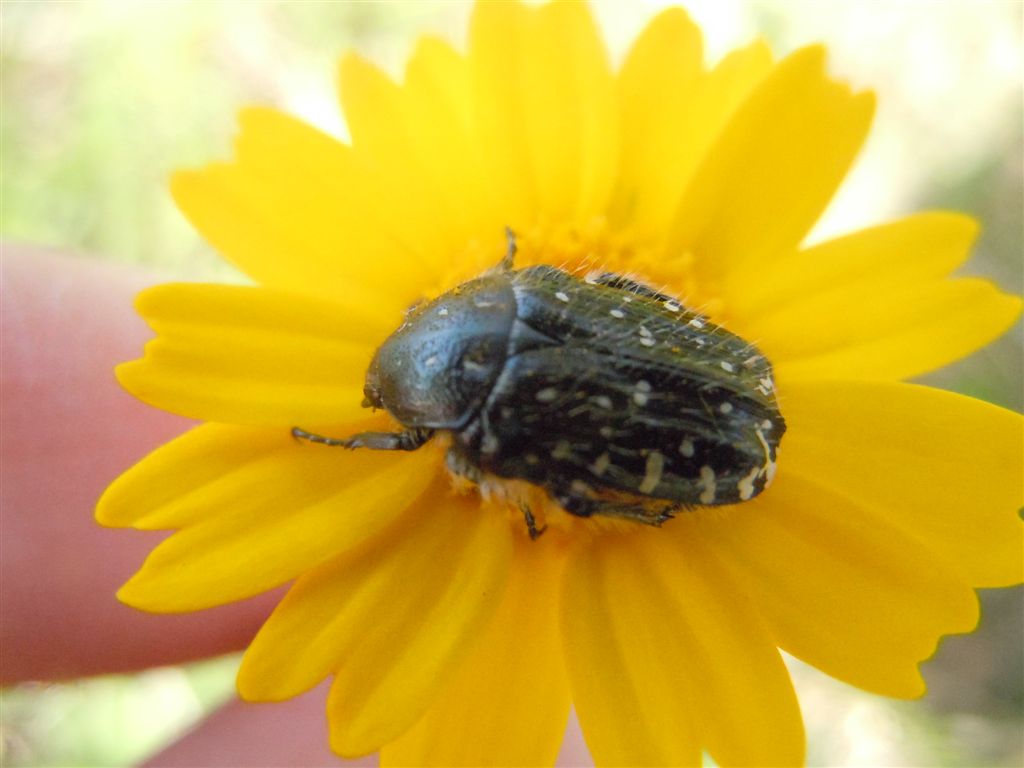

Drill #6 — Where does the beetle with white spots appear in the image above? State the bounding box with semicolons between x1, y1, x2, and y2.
293;230;785;538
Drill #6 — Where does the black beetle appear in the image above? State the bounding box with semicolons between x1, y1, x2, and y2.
294;230;784;538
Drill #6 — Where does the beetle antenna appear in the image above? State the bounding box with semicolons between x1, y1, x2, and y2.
498;226;517;271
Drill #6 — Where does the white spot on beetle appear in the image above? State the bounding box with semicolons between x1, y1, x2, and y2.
698;465;717;504
757;375;774;395
638;326;652;338
755;428;774;465
761;419;773;430
610;308;626;319
593;395;613;410
640;337;657;347
639;451;664;494
535;387;559;403
555;291;570;303
424;355;440;367
743;355;762;368
720;361;735;373
437;307;449;316
552;440;573;460
463;360;487;374
599;426;614;438
719;402;734;414
473;297;495;308
679;438;695;458
591;452;611;476
738;465;760;501
480;433;499;455
689;317;706;329
755;427;778;487
664;300;681;312
633;381;652;406
571;479;594;495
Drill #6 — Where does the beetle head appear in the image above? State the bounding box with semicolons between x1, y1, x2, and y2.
363;274;516;429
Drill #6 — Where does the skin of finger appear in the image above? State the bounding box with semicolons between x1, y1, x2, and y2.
146;682;594;768
556;708;595;768
0;244;600;766
144;681;356;768
0;245;281;683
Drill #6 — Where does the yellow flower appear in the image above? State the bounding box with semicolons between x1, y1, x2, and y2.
98;3;1023;766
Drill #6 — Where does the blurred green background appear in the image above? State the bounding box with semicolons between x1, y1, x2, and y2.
2;1;1021;766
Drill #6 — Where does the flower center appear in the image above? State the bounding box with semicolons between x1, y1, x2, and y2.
438;217;726;323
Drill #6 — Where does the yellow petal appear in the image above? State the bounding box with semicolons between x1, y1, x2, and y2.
115;435;439;611
697;471;981;698
467;1;616;225
726;211;979;318
99;423;297;530
171;108;434;307
780;380;1024;587
611;7;702;236
765;277;1022;382
338;53;472;269
666;46;874;282
236;479;505;708
136;281;393;341
401;38;505;254
524;0;617;221
563;527;804;767
613;8;773;241
382;536;571;768
117;283;383;426
323;495;513;757
467;0;537;225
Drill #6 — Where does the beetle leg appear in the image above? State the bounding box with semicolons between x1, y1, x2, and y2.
588;499;675;526
551;483;676;527
445;448;546;539
495;226;517;271
520;504;547;540
291;426;434;451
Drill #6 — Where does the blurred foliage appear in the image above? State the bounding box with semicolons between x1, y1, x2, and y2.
1;655;237;767
1;1;460;280
1;1;1020;766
